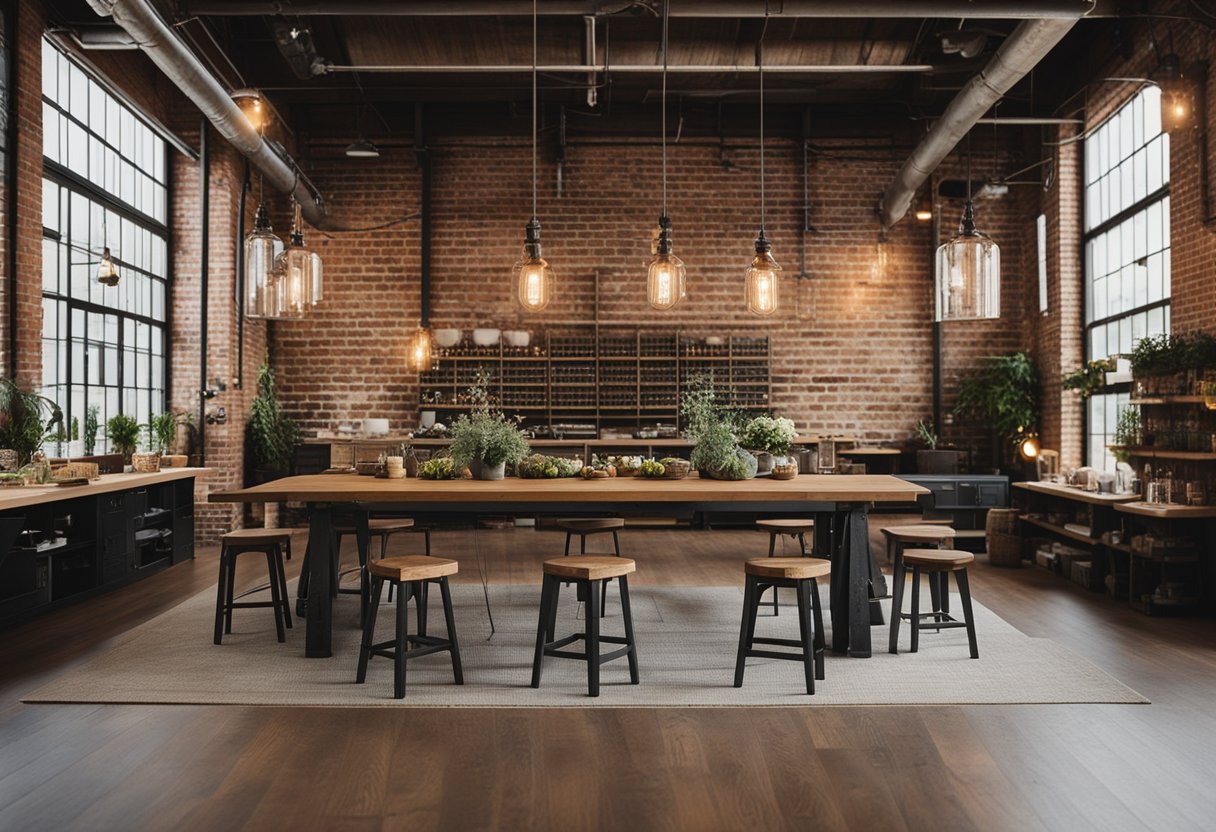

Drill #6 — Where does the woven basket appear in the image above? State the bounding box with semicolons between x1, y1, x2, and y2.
160;454;189;468
52;462;100;481
661;460;691;479
131;453;161;473
986;508;1022;567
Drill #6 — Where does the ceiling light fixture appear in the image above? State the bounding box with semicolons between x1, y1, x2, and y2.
244;191;282;318
232;88;268;133
1159;53;1192;134
96;246;120;287
272;203;321;319
406;326;434;373
514;0;555;313
745;15;779;317
646;0;686;311
344;137;380;158
934;132;1000;321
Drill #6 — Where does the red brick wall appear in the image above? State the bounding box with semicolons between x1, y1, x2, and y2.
273;136;1036;463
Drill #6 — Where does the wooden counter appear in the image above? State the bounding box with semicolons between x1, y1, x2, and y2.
1013;480;1140;506
0;467;206;511
1115;501;1216;519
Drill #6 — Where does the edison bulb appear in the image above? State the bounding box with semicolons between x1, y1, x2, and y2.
515;256;553;312
647;253;686;311
407;327;433;372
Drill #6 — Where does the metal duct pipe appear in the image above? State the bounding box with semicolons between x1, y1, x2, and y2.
324;63;937;75
879;17;1081;228
85;0;328;228
185;0;1104;18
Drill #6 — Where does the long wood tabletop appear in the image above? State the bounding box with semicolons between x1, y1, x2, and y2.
0;468;206;512
212;473;928;660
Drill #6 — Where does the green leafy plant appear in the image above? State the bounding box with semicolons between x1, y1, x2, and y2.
0;380;63;466
637;458;666;478
83;405;100;456
70;416;79;442
915;418;938;449
248;362;300;470
953;351;1040;455
740;415;797;455
1113;406;1141;464
146;412;179;455
419;456;461;480
517;454;581;478
1062;357;1116;398
105;413;142;460
681;373;753;479
1129;334;1184;376
447;373;530;472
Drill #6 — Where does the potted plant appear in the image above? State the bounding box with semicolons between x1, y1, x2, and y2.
1112;406;1141;464
0;378;63;469
681;374;756;480
913;418;963;475
106;413;142;467
740;415;797;475
448;377;530;480
1062;358;1116;399
247;362;300;484
147;411;190;467
953;351;1040;473
83;405;100;456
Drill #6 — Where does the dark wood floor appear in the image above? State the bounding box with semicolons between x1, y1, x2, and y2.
2;519;1215;831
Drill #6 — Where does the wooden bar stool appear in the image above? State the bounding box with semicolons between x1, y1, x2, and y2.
881;523;956;617
356;555;463;699
889;548;978;658
755;518;815;615
735;557;829;695
213;528;293;645
531;556;639;697
556;517;625;618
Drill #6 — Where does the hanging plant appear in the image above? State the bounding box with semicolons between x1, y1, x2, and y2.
1062;357;1116;398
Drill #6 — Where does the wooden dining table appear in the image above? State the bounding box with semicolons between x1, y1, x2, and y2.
211;473;927;660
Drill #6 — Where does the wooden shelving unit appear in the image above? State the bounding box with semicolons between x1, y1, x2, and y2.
419;329;771;431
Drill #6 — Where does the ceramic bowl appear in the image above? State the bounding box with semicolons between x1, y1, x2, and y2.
434;328;462;348
503;330;531;347
472;328;501;346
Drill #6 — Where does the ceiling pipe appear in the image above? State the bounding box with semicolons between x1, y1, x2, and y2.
184;0;1107;18
324;63;937;75
880;16;1082;228
84;0;329;228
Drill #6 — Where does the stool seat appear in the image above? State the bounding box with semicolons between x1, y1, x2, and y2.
902;548;974;570
369;555;458;582
368;518;416;532
880;524;956;542
756;518;815;534
222;527;292;546
556;518;625;533
544;556;636;581
745;557;831;581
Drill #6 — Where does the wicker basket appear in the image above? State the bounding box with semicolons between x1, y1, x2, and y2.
52;462;100;481
986;508;1022;567
131;453;161;473
661;459;691;479
160;454;189;468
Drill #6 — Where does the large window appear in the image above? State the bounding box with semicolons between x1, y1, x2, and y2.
1083;86;1170;471
40;38;168;455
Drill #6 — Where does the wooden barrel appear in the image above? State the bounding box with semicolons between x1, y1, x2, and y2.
986;508;1022;567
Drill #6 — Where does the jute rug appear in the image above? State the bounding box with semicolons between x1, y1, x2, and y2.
23;581;1147;706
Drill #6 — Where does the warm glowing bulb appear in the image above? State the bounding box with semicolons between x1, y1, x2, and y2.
1019;434;1041;461
406;327;433;372
515;256;553;312
744;243;780;317
915;209;933;221
647;253;686;311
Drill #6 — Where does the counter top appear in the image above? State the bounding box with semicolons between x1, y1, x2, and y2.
1115;501;1216;519
305;435;859;447
1013;480;1140;505
0;467;207;512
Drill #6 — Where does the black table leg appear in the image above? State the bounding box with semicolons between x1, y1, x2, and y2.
305;502;335;658
845;503;873;657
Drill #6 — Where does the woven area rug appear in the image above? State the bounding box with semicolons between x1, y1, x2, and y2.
23;582;1148;707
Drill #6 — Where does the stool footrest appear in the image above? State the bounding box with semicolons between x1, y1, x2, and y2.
745;648;819;663
543;633;633;666
227;600;280;610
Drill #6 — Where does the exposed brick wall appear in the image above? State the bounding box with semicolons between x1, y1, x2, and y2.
273;136;1036;465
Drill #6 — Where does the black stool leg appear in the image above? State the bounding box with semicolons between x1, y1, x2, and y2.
586;579;601;697
394;580;409;699
213;545;229;645
424;529;431;555
810;577;826;680
531;574;557;688
734;576;759;687
564;532;572;556
265;549;286;643
416;579;429;637
956;568;979;659
888;552;906;654
617;573;640;684
274;545;292;629
224;549;238;634
580;534;587;555
356;576;384;683
612;530;621;556
928;571;942;629
768;533;779;615
909;566;921;654
795;579;815;695
439;576;464;684
938;572;951;617
798;533;809;557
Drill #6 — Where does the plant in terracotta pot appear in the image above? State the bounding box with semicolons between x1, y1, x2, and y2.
681;373;755;480
740;415;797;475
447;374;529;480
0;379;63;468
105;413;141;466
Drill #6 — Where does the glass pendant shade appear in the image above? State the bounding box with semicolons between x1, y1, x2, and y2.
744;233;780;316
647;216;686;311
935;201;1000;321
96;247;120;287
244;204;281;318
406;327;433;372
272;246;309;320
516;218;553;312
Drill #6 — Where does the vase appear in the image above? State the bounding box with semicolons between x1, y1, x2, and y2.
751;451;774;475
472;459;506;480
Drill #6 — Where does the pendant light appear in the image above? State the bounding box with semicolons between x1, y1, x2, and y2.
646;0;686;311
744;18;779;317
934;133;1000;321
514;0;554;312
96;247;120;287
244;188;282;319
406;326;434;372
273;203;318;319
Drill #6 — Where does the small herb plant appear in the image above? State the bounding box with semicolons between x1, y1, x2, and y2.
915;418;938;449
1113;406;1141;463
447;372;530;472
681;374;754;479
146;412;179;455
740;415;797;455
83;405;100;455
106;413;142;460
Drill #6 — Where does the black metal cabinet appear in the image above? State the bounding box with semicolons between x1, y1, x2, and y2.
898;474;1010;529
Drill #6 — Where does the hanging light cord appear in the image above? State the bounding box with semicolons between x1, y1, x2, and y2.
758;14;769;234
966;131;972;204
532;0;538;220
661;0;669;218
